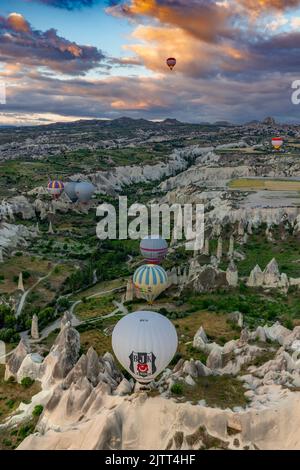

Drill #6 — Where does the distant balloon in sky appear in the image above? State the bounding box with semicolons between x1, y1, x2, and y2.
75;181;95;204
133;264;168;303
140;235;168;264
64;181;79;203
272;138;283;150
47;180;64;200
166;57;176;70
112;310;178;383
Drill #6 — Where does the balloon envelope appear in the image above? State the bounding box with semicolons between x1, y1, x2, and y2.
272;138;283;149
112;310;178;383
133;264;168;303
140;235;168;264
47;180;64;199
166;57;176;70
75;181;95;203
64;181;79;203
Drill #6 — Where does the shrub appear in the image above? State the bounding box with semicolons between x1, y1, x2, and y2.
32;405;43;417
57;297;70;311
159;308;168;316
2;438;12;447
18;423;35;440
0;328;19;343
283;317;294;330
170;383;183;395
21;377;34;388
5;399;15;409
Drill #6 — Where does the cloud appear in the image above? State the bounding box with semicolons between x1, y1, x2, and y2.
237;0;300;13
6;13;30;33
107;0;234;43
124;24;250;78
1;1;300;125
29;0;100;10
105;0;300;83
265;13;289;32
291;17;300;29
1;62;298;126
0;13;105;74
107;56;143;66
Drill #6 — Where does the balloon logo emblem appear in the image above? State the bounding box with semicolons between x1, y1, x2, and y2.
129;351;157;379
137;363;148;373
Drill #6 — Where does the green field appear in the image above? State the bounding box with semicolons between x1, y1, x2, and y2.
0;146;171;196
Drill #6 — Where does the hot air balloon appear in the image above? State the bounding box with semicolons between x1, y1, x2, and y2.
166;57;176;70
112;310;178;383
140;235;168;264
272;138;283;150
47;180;64;200
133;264;168;303
64;181;79;203
75;181;95;204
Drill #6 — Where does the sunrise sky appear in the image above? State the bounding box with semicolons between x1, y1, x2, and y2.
0;0;300;125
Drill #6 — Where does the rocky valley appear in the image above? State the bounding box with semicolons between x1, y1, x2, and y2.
1;117;300;450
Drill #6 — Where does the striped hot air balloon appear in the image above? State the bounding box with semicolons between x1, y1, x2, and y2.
140;235;168;264
47;180;64;200
133;264;169;303
272;138;283;150
166;57;176;70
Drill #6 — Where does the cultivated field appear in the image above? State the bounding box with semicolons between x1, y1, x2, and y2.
229;178;300;191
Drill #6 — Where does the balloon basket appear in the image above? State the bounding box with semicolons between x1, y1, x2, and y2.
134;381;151;393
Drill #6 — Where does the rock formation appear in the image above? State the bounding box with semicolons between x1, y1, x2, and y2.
203;238;210;256
48;221;54;235
60;311;73;329
3;319;300;450
263;258;281;287
226;260;238;287
4;339;30;381
125;280;134;302
217;237;223;260
31;314;39;340
237;220;245;236
0;222;34;252
193;326;209;350
247;264;264;287
228;235;234;258
191;266;227;293
40;323;80;389
265;226;274;242
18;272;24;292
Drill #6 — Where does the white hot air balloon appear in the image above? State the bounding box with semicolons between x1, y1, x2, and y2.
64;181;79;203
112;310;178;383
75;181;95;204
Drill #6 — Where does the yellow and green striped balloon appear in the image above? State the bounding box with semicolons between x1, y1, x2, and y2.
133;264;169;303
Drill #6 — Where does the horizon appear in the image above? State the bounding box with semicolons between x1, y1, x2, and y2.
0;115;298;128
1;1;300;125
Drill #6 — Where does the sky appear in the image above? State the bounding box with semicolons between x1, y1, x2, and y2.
0;0;300;125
